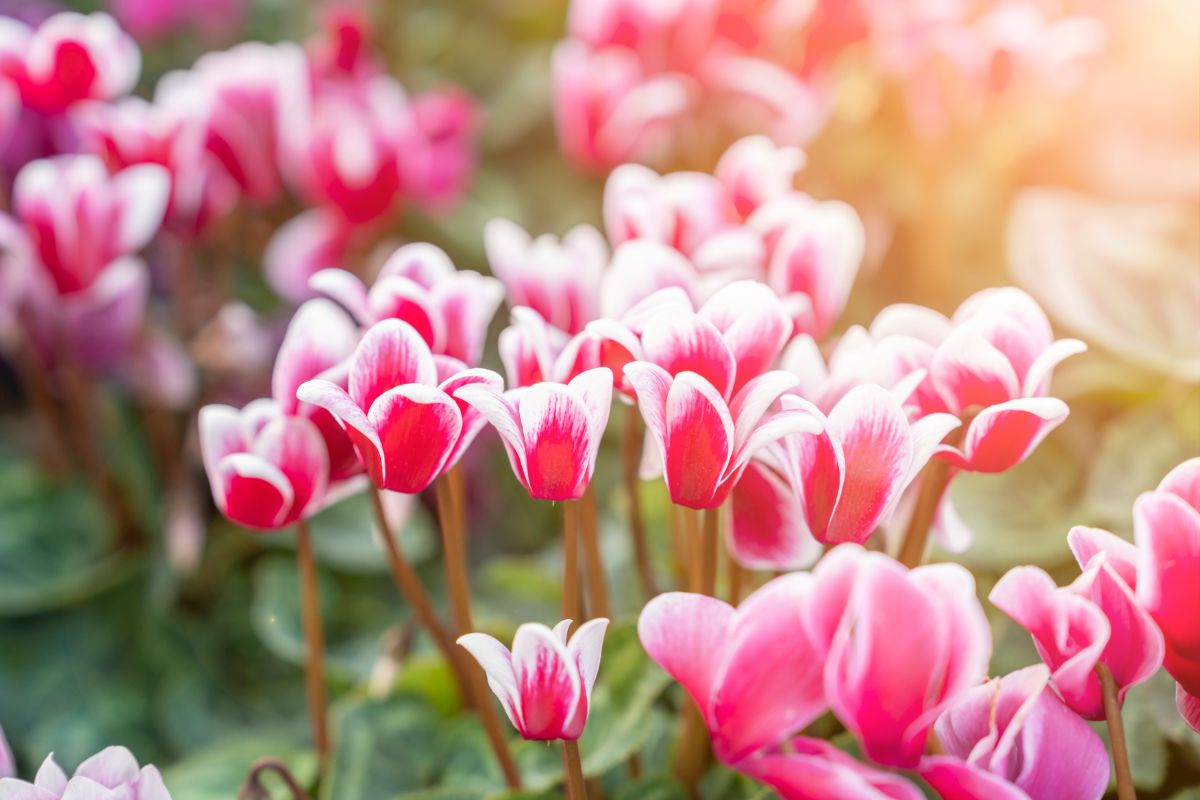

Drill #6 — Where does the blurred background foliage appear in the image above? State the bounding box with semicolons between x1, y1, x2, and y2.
0;0;1197;797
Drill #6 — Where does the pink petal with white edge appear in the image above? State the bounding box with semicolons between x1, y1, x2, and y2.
297;379;383;483
664;372;736;509
369;385;461;494
75;746;140;787
511;623;582;740
253;416;329;521
1178;684;1200;733
821;386;914;544
638;592;734;717
517;383;595;500
272;298;359;414
562;618;610;739
215;454;294;529
729;370;802;454
709;573;827;763
309;268;372;324
349;319;438;410
989;566;1110;719
439;368;504;468
454;382;529;487
367;276;445;352
952;287;1054;382
641;310;737;399
134;766;172;800
699;281;791;394
35;754;68;793
1158;457;1200;510
743;738;926;800
730;459;820;571
918;758;1031;800
947;397;1069;474
568;367;614;469
600;240;696;321
1067;526;1139;587
1022;338;1087;397
778;396;844;543
198;404;247;480
458;632;522;732
113;164;170;253
378;242;456;288
930;328;1021;413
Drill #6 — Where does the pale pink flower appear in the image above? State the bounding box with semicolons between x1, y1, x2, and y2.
740;737;924;800
0;746;171;799
458;619;609;741
919;665;1110;800
263;208;353;303
454;368;614;502
296;318;501;494
409;86;479;212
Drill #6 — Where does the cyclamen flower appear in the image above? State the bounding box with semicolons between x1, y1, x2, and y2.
457;619;609;741
310;243;503;366
811;545;991;768
484;218;607;336
454;368;614;502
0;12;139;115
624;362;819;509
740;738;924;800
0;747;171;799
728;385;959;569
879;288;1086;473
920;665;1110;800
0;721;10;779
638;575;828;764
198;400;329;531
989;548;1164;720
297;318;500;494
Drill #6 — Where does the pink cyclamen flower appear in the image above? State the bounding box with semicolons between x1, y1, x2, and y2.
624;361;819;509
638;575;829;765
1134;457;1200;695
296;318;500;494
919;665;1110;800
310;242;503;366
484;218;607;336
883;288;1086;473
812;544;992;768
0;12;139;115
409;86;480;212
271;298;361;483
453;368;614;501
199;399;329;531
1179;684;1200;734
13;154;168;296
740;738;924;800
458;618;609;741
0;745;171;799
989;551;1164;720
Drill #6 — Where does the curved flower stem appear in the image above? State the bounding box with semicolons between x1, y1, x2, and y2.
294;520;329;764
368;487;470;694
237;757;311;800
700;506;720;597
562;739;588;800
579;485;611;618
15;332;69;474
726;538;743;605
621;404;658;598
562;499;583;625
1097;663;1136;800
434;476;523;789
672;702;710;794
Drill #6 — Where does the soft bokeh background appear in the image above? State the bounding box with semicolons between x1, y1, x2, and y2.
0;0;1196;798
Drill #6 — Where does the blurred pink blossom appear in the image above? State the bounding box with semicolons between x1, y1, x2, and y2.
0;745;172;799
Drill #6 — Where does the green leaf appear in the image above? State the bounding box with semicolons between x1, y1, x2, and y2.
162;731;317;800
320;693;443;800
613;776;688;800
302;492;436;575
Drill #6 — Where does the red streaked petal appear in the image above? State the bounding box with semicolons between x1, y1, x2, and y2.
272;298;358;414
642;310;736;399
511;623;582;740
638;592;734;720
730;459;820;571
367;276;445;352
664;372;735;508
930;328;1020;413
368;385;460;493
957;397;1068;473
517;384;593;500
349;318;438;409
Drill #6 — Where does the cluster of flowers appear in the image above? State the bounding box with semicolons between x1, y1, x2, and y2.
0;744;168;800
0;9;477;392
554;0;1105;169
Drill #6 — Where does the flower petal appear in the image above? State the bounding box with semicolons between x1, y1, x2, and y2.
642;310;736;399
309;267;371;324
948;397;1069;474
664;372;735;509
458;632;522;733
699;280;791;394
729;459;821;571
516;384;594;500
930;328;1021;413
272;298;358;414
744;738;926;800
511;623;582;740
638;592;734;718
368;385;460;493
349;318;438;409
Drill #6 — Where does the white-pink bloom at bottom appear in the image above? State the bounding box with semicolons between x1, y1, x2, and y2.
457;619;609;741
739;737;924;800
0;746;171;799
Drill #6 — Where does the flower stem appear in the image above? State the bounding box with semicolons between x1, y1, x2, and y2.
726;538;743;605
684;507;703;592
897;414;971;567
294;520;329;763
1097;663;1136;800
672;702;710;793
562;500;582;625
237;757;311;800
562;739;588;800
579;485;611;618
621;404;658;597
368;487;470;693
700;506;720;597
433;477;523;789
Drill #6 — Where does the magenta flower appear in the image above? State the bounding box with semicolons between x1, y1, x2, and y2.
485;218;607;336
408;86;479;212
457;619;609;741
262;208;353;304
310;243;503;366
296;318;500;494
624;361;819;509
989;551;1164;720
883;288;1086;473
638;575;828;764
920;666;1110;800
453;368;613;502
0;12;139;115
0;746;171;799
199;400;329;531
812;545;992;768
740;738;924;800
271;299;361;483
